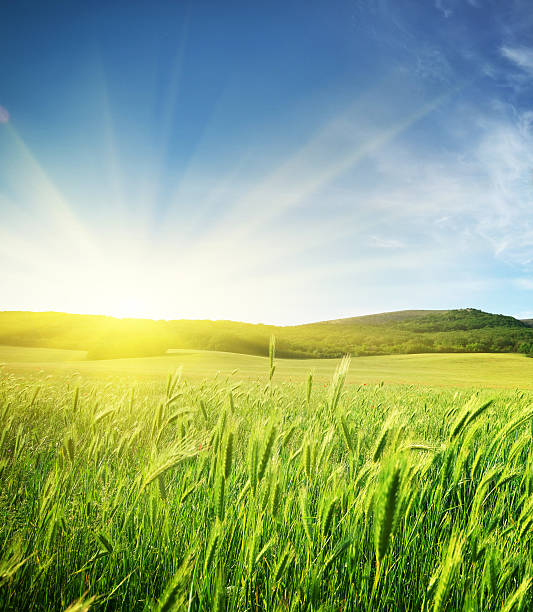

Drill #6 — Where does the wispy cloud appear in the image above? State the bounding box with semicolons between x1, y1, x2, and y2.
435;1;452;19
4;0;533;324
501;46;533;74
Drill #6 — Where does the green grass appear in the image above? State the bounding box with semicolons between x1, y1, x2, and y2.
0;345;88;363
3;344;533;388
0;350;532;610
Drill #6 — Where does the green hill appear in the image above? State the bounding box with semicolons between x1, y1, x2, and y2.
1;308;533;359
322;309;450;326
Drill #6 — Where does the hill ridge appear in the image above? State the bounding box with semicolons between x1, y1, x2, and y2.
0;306;513;327
1;307;533;360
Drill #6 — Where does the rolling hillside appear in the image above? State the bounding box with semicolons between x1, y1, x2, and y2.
1;308;533;359
322;309;450;325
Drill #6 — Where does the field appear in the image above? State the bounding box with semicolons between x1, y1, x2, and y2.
4;345;533;388
0;347;532;610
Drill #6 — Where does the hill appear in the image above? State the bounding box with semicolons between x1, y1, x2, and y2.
1;307;533;359
321;309;450;325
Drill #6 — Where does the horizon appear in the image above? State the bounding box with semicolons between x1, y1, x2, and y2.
0;304;528;328
2;1;533;325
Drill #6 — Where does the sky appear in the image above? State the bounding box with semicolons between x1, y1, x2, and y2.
1;0;533;325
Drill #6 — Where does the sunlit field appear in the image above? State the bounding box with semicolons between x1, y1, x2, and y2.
0;347;532;610
4;344;533;388
4;0;533;609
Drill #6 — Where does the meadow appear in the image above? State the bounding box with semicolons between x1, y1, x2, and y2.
0;345;532;610
4;344;533;388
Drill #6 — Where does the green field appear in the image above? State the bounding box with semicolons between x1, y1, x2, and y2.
0;347;532;610
3;344;533;389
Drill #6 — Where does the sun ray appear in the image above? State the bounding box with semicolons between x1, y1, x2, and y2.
2;123;98;258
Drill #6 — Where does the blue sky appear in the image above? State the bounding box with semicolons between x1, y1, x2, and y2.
1;0;533;324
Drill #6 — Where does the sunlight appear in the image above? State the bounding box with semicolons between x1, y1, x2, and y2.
1;77;462;324
3;123;97;256
3;2;533;608
194;78;464;252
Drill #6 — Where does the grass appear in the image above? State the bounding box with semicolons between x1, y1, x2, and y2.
4;344;533;388
0;345;87;363
0;348;532;610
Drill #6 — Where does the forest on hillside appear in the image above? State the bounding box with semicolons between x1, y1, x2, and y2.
1;308;533;360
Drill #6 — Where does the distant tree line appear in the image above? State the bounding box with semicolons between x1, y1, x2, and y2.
1;308;533;360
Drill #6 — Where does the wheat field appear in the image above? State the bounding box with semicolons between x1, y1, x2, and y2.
4;345;533;389
0;351;532;610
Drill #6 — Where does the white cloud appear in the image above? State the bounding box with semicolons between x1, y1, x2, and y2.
356;106;533;269
501;46;533;74
4;64;533;323
435;0;452;19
